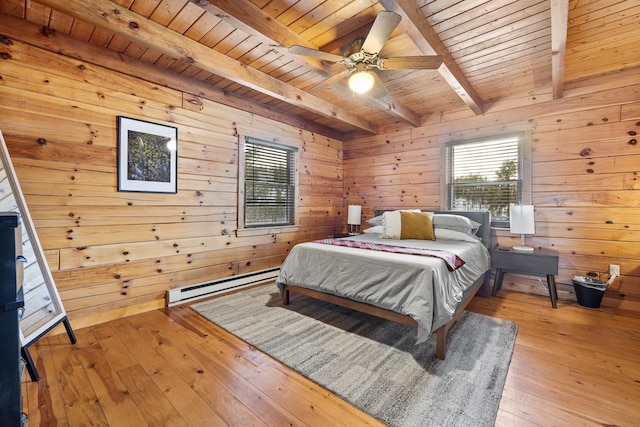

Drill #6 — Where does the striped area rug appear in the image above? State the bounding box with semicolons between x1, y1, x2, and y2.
192;284;517;427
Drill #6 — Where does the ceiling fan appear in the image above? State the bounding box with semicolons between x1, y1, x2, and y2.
288;11;443;96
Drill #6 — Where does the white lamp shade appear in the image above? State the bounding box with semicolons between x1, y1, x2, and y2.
348;71;375;94
510;204;535;234
347;205;362;225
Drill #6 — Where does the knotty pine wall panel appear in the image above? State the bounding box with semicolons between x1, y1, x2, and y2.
530;108;640;308
0;39;343;329
344;90;640;313
344;134;441;215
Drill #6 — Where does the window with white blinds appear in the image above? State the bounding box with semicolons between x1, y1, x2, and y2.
446;135;522;223
244;137;297;227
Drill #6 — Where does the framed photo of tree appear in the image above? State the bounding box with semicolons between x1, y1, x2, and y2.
117;116;178;193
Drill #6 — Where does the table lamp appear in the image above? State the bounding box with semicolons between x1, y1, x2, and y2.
347;205;362;235
510;204;535;252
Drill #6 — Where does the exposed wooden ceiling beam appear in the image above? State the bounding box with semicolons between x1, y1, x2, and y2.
550;0;569;99
379;0;484;115
35;0;378;134
189;0;331;77
0;12;345;141
198;0;422;127
372;93;422;127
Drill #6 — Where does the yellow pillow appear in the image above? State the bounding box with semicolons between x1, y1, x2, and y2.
400;211;435;240
380;209;421;239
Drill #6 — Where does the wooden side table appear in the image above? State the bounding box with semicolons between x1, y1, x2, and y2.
491;247;560;308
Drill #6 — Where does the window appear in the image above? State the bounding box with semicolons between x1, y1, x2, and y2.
243;137;297;228
446;135;525;226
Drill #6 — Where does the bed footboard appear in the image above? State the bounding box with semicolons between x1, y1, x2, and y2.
280;273;486;359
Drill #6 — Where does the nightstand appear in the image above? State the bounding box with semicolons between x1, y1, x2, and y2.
491;247;559;308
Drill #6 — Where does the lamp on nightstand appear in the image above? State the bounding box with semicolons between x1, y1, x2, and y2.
510;204;535;252
347;205;362;235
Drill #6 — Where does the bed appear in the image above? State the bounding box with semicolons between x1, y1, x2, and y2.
276;210;492;359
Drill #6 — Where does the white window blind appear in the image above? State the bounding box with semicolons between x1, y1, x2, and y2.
244;137;296;227
447;136;522;222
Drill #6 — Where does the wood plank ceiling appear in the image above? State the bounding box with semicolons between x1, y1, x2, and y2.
1;0;639;136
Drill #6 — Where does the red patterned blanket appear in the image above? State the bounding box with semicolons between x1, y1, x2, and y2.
314;239;465;271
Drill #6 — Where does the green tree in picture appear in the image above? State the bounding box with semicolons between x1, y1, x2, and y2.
127;131;172;182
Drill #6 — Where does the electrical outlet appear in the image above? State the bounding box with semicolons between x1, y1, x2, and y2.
609;264;620;276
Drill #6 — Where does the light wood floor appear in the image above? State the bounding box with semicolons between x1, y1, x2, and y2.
22;287;640;426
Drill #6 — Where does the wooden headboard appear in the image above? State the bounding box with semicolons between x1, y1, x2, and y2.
373;209;492;250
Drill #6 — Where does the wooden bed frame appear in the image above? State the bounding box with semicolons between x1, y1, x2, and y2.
281;276;485;359
280;210;491;360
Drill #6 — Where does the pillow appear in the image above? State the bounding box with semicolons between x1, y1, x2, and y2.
379;209;420;239
433;214;481;236
380;209;429;239
435;228;480;243
366;215;383;226
400;211;435;240
363;225;383;234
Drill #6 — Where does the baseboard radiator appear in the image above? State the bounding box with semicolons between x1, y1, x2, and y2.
166;267;280;307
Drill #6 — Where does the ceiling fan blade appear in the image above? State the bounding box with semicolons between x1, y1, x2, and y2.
378;56;443;70
288;45;344;63
361;11;402;54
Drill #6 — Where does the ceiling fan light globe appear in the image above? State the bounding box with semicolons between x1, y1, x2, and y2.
348;71;375;94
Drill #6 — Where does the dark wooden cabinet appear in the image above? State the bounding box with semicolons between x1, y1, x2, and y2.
0;213;25;426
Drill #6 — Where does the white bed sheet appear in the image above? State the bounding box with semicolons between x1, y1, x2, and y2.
276;233;491;343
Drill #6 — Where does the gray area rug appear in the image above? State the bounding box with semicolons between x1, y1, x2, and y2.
191;284;517;427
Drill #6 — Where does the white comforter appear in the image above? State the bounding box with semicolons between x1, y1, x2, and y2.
276;233;491;343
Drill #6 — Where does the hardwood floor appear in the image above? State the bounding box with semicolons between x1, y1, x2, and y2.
22;287;640;426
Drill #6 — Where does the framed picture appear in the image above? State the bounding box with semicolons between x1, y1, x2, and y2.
117;116;178;193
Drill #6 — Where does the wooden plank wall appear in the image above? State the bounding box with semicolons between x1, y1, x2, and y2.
0;39;344;330
344;76;640;315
